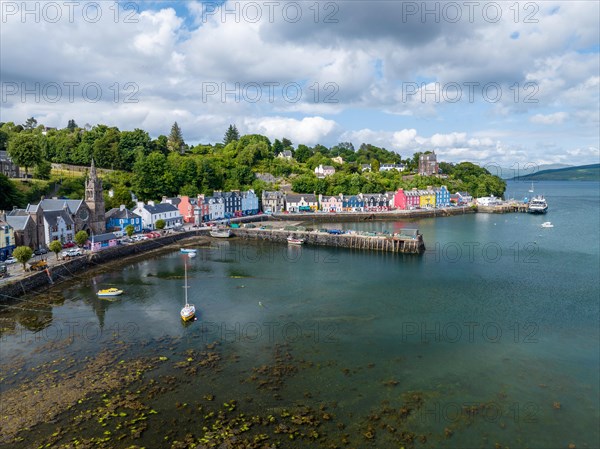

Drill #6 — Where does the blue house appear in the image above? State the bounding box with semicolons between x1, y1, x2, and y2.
343;195;365;211
105;205;143;233
213;191;242;218
435;185;450;207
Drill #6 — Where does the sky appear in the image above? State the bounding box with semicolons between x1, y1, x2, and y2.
1;0;599;169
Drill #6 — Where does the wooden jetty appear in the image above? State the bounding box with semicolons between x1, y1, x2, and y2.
229;228;425;254
477;202;529;213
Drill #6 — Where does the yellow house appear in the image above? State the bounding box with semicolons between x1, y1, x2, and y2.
419;188;436;208
0;218;16;261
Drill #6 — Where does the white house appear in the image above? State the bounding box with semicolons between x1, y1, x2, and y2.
241;189;259;215
206;197;225;221
331;156;344;164
285;194;318;212
477;196;501;206
262;191;286;214
315;164;336;178
278;150;293;160
43;208;75;245
133;201;183;230
379;163;405;172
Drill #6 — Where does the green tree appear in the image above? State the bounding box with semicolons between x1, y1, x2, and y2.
49;240;63;259
0;174;25;208
155;219;166;230
67;119;78;132
133;152;169;200
167;122;185;154
13;246;33;271
74;230;89;247
0;130;8;151
294;144;312;163
223;124;240;145
23;117;38;130
34;159;52;179
371;160;380;173
125;224;135;237
8;132;43;177
272;139;284;156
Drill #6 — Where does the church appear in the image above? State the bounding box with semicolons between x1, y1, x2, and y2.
5;160;106;249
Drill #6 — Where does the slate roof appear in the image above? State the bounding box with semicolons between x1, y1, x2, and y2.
39;199;83;214
92;232;117;243
144;203;179;214
5;215;31;231
106;208;141;220
286;194;317;203
43;209;74;227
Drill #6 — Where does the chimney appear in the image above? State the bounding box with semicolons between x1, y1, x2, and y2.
137;201;144;209
162;196;167;203
53;196;58;200
148;200;155;207
120;204;126;211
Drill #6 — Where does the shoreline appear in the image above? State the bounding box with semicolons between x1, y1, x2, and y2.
0;231;212;303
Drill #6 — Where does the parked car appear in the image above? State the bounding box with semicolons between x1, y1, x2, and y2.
34;247;49;256
327;229;344;235
0;264;8;278
63;241;76;248
4;256;17;265
62;249;83;258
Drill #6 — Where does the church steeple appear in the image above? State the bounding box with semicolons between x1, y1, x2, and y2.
85;159;106;234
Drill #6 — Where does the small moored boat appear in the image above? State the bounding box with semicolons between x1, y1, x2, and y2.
97;288;124;297
541;222;554;228
180;262;196;322
287;236;305;245
180;248;197;254
210;228;232;238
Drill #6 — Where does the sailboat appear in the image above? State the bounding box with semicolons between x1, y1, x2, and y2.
528;182;534;193
180;262;196;321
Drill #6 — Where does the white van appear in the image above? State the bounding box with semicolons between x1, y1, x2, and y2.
113;231;125;238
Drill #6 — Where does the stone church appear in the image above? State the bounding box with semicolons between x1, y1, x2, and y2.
84;159;106;235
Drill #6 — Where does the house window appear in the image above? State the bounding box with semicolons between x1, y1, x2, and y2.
67;225;72;230
52;226;58;232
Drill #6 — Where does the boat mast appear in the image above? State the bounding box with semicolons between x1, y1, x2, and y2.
184;261;189;306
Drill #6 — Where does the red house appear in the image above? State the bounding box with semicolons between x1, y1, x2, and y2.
393;189;407;210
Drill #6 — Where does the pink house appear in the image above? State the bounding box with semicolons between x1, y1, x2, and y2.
393;189;407;210
177;196;195;223
406;189;421;208
319;194;343;212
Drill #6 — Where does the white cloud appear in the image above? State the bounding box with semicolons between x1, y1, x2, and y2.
530;112;568;125
244;116;339;145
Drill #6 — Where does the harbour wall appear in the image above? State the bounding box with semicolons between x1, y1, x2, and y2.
0;231;209;302
232;228;425;255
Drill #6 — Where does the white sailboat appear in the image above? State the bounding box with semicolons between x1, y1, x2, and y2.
529;182;534;193
180;262;195;321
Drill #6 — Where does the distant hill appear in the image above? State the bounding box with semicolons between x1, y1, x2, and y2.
511;164;600;181
494;164;572;179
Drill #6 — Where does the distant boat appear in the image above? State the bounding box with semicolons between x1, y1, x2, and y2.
287;236;305;245
180;262;195;322
529;182;534;193
180;248;197;254
210;227;232;238
528;196;548;214
188;252;196;258
97;288;123;297
541;222;554;228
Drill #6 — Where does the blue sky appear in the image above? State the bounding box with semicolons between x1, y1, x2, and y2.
1;0;598;167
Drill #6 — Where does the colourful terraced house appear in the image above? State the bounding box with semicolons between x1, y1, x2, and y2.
0;219;15;261
319;194;344;212
343;195;365;212
435;185;450;207
419;188;436;208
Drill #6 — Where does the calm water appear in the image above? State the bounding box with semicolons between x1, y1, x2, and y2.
1;180;598;449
